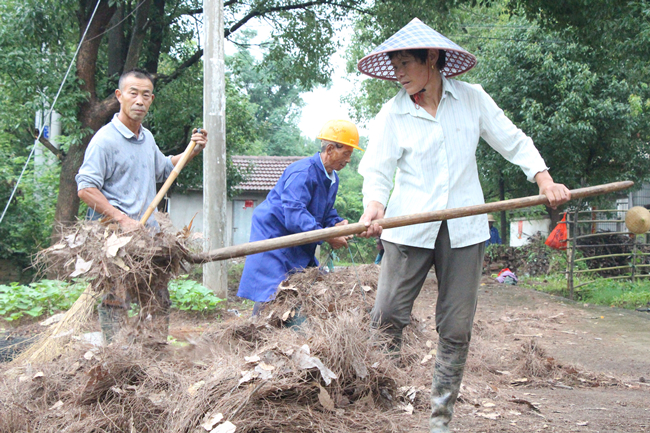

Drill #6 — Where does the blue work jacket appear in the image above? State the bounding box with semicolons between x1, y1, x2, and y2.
485;225;502;246
237;153;344;302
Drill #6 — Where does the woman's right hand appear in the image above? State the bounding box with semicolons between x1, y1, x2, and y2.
358;201;385;238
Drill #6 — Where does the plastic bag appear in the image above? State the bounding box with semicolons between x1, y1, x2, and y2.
545;213;567;250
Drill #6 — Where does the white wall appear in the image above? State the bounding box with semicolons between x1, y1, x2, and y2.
168;191;266;247
509;217;551;247
168;190;206;232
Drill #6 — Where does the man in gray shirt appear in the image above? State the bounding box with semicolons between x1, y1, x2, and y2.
76;68;207;229
75;68;208;342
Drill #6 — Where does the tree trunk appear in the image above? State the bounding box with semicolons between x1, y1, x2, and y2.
52;0;117;241
144;0;167;74
107;4;125;77
124;0;153;72
546;205;562;230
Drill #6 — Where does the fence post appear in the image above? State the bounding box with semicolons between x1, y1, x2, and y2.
567;210;575;300
631;231;637;283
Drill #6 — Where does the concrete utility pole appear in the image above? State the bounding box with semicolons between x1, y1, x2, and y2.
203;0;228;299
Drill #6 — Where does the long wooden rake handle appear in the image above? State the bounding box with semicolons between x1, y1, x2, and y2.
140;140;197;225
188;181;633;264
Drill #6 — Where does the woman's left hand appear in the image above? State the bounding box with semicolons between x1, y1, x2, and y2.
535;170;571;209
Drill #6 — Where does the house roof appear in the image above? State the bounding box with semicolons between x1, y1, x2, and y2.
231;155;307;192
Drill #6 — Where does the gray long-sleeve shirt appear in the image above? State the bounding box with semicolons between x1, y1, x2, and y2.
75;114;174;227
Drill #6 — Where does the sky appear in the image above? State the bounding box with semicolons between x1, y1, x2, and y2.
224;20;368;141
297;49;367;140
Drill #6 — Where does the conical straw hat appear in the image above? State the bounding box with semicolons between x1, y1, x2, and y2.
357;18;477;80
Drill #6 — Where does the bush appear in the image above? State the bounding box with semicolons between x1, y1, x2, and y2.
0;279;86;321
168;276;224;311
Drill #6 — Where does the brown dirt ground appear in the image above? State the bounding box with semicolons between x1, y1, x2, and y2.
2;269;649;432
409;273;650;433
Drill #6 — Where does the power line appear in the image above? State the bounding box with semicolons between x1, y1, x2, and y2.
0;0;103;226
451;34;567;45
83;0;147;44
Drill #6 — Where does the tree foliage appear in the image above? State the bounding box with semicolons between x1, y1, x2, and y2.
472;15;650;204
0;0;371;256
226;30;313;157
343;1;650;227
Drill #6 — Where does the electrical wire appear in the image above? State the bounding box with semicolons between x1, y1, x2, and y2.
0;0;103;226
83;0;148;44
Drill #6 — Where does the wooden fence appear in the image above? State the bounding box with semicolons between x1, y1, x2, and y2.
566;208;650;299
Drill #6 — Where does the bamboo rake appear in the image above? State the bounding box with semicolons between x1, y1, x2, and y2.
140;139;198;225
189;181;634;264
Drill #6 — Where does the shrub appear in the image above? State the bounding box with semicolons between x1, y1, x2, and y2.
168;276;224;311
0;280;86;321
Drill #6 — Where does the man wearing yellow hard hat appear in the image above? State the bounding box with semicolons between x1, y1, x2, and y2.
237;119;363;312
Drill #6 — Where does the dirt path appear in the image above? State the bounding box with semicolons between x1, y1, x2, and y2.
409;274;650;432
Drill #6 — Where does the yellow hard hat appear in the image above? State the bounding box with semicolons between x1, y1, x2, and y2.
317;119;363;151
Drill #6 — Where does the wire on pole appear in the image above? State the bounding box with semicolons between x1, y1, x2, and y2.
0;0;103;226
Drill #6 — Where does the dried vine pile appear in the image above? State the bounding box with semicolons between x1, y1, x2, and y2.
1;265;426;433
0;238;625;432
15;215;195;363
36;214;194;294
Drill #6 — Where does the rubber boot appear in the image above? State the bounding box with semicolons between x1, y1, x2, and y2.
98;304;127;344
429;338;469;433
140;306;170;345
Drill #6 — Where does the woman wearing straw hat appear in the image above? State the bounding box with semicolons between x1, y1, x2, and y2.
356;18;570;432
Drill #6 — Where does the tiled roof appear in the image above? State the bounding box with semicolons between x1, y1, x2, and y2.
231;155;307;192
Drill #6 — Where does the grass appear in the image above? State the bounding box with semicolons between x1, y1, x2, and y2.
520;275;650;309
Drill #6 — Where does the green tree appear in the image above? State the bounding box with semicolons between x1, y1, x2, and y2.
472;17;650;221
343;1;650;229
226;30;312;157
0;0;371;244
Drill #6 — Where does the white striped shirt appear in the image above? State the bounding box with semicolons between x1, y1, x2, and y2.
358;75;548;249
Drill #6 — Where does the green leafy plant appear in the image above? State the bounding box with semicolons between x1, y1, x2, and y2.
610;289;650;309
168;276;224;311
0;280;86;322
0;276;225;322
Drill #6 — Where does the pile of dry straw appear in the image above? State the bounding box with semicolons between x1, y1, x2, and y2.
0;218;622;432
12;216;193;364
3;234;426;432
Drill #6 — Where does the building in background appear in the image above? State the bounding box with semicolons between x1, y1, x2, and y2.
168;155;305;247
